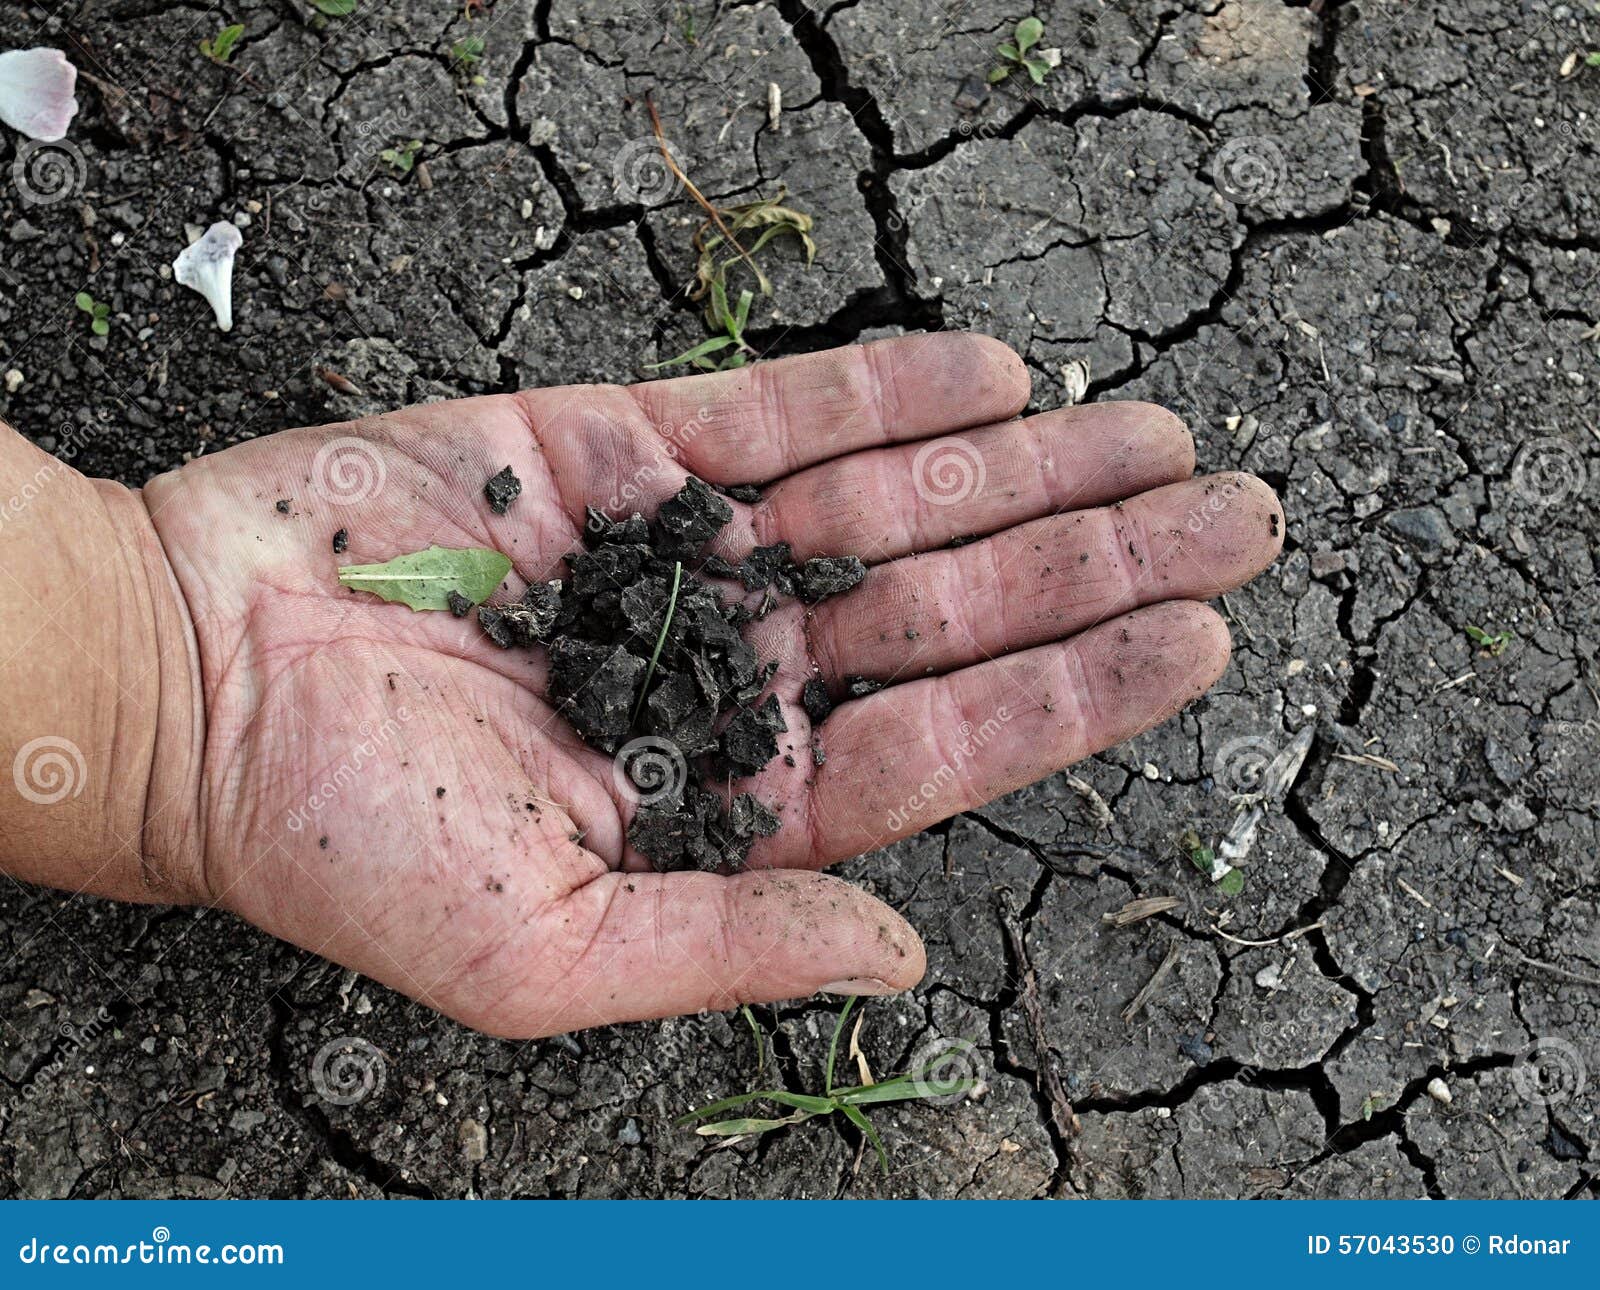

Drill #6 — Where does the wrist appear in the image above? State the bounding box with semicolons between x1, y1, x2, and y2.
0;427;207;905
103;479;210;905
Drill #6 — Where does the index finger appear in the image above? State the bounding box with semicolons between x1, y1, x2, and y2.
625;332;1030;482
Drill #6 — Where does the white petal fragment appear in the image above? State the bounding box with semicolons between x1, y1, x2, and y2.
173;221;244;332
0;48;80;142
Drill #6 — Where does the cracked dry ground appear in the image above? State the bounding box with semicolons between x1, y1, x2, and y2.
1;0;1597;1199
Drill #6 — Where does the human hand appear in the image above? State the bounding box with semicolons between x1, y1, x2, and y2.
101;334;1283;1036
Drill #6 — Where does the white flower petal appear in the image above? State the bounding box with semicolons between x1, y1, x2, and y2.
173;221;244;332
0;48;80;142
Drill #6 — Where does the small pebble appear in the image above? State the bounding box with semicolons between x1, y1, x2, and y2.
458;1118;488;1161
1427;1077;1452;1105
1142;762;1159;780
618;1117;642;1146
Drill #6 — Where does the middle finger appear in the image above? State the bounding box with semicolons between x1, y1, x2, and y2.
779;472;1283;689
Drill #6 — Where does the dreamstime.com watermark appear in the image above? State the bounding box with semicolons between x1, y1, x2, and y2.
611;134;692;205
912;436;987;507
0;1006;113;1129
1186;471;1255;534
17;1227;283;1267
10;736;87;806
284;709;412;833
311;436;387;505
1511;1035;1587;1108
1212;733;1279;795
586;406;718;530
310;1036;388;1106
884;708;1011;832
612;735;689;807
11;137;87;207
1211;134;1287;205
0;417;105;534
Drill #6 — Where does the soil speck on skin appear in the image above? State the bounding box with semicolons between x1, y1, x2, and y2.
801;677;832;723
484;465;522;515
275;498;291;514
796;556;867;603
332;527;348;555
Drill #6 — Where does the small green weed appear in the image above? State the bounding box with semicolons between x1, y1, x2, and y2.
643;98;815;373
649;192;816;372
1465;625;1513;657
200;23;245;64
380;139;424;173
989;17;1053;85
1182;827;1244;896
74;291;111;337
450;34;487;83
677;997;976;1172
648;280;754;372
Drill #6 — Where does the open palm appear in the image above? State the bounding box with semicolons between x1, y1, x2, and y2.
143;334;1282;1037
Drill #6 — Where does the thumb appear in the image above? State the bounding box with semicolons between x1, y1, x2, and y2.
535;869;926;1035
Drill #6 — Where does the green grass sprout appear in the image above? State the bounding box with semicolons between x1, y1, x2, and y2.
200;23;245;64
632;560;683;722
676;996;977;1173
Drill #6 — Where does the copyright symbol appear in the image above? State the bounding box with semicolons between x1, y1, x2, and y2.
1463;1235;1480;1254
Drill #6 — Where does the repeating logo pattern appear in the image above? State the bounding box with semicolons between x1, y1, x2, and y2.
310;1036;388;1106
11;139;86;207
12;736;86;805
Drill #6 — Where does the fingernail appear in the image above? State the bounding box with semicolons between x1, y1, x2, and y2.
819;977;896;997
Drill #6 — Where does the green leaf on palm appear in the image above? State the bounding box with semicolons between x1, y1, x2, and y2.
336;546;512;612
